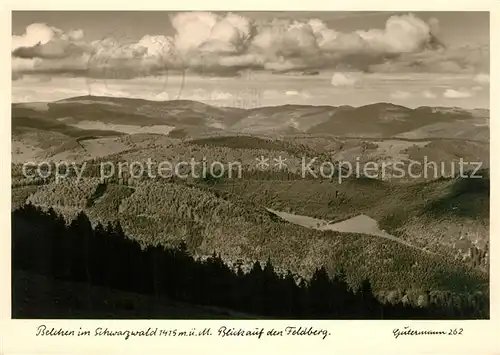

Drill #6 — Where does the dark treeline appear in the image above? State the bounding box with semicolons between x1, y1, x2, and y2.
12;204;486;319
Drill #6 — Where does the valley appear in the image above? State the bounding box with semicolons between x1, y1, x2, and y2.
11;95;490;314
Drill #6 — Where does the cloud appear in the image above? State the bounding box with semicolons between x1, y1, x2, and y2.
422;90;437;98
182;88;234;102
12;23;57;51
353;14;436;53
171;12;218;53
11;12;488;79
368;44;489;74
285;90;299;95
209;90;233;100
443;88;473;98
331;72;358;86
473;73;489;84
390;90;411;99
200;13;252;54
154;92;170;101
12;23;89;61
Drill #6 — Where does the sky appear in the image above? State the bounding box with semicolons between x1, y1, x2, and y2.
11;11;490;108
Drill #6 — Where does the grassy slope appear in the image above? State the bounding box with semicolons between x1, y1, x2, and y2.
13;270;259;319
12;116;123;138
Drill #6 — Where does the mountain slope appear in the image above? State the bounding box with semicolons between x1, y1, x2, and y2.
12;176;488;300
307;104;485;138
12;96;489;140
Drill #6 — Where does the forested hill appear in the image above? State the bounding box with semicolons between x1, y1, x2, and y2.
12;205;488;319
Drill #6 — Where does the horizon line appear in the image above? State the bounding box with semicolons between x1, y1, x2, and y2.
11;94;490;111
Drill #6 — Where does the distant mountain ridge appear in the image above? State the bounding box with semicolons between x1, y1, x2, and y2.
12;95;489;140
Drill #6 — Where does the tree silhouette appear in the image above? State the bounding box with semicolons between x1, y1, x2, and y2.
11;206;487;319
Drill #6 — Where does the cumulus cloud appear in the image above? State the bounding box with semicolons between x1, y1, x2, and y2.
12;23;90;78
171;12;218;53
331;72;358;86
422;90;437;98
354;14;436;53
12;23;90;64
368;44;489;74
473;73;489;84
282;90;311;99
390;90;411;99
12;23;57;51
200;13;252;54
183;88;234;102
11;12;488;79
443;88;473;98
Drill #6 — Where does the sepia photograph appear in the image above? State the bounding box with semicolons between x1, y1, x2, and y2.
10;10;490;322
